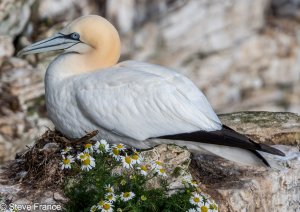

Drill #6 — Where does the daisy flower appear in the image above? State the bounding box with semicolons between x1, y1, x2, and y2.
105;193;116;202
112;143;126;151
189;193;203;206
137;165;149;176
156;167;167;177
104;184;115;194
80;155;95;171
77;152;90;161
121;154;134;169
209;202;218;211
183;176;198;187
90;205;97;212
120;192;135;202
200;205;209;212
110;147;122;161
152;160;163;169
61;146;72;155
187;209;198;212
60;155;75;170
131;153;143;164
190;180;198;187
98;201;113;212
94;139;109;153
84;143;94;153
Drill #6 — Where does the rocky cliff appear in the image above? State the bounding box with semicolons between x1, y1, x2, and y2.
0;112;299;211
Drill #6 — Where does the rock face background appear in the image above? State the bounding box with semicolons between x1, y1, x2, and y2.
0;1;299;163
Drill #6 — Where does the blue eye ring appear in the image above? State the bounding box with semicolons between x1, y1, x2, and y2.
70;32;80;40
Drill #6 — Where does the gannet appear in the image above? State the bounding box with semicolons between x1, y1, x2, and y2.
18;15;285;167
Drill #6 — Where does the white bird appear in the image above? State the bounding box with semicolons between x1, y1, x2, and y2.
18;15;284;167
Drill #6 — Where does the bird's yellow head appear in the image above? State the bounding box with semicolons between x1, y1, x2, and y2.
18;15;121;69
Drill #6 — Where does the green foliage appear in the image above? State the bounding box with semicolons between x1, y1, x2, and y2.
61;141;218;212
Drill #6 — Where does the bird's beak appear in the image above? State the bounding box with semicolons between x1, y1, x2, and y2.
17;33;80;56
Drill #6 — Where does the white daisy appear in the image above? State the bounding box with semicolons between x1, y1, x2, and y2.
84;143;94;153
120;191;135;202
112;143;126;151
131;153;143;165
183;176;198;187
79;154;95;171
60;155;75;170
105;193;116;202
109;147;122;161
121;154;134;169
189;193;203;206
104;184;115;194
137;164;149;176
94;139;109;153
208;202;219;212
90;205;98;212
190;180;198;187
187;209;198;212
98;201;113;212
156;167;167;177
61;146;72;155
152;160;163;169
77;152;90;161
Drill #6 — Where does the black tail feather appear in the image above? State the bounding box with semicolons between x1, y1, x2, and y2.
250;150;271;167
156;124;285;164
222;125;285;156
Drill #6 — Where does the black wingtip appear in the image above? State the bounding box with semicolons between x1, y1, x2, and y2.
259;143;285;157
223;125;286;157
251;150;271;167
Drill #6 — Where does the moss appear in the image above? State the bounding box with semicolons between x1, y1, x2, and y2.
172;167;182;178
219;111;300;128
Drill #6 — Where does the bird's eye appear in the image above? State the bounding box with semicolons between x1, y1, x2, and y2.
70;32;80;40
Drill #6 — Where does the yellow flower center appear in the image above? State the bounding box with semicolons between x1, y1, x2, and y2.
84;143;92;149
210;203;217;209
123;192;130;198
159;168;166;174
116;144;123;149
79;153;90;160
193;197;200;203
103;203;111;210
131;154;139;160
82;158;91;166
141;195;147;201
63;158;70;165
140;165;147;171
125;156;132;164
155;161;162;166
201;206;208;212
112;148;120;155
106;188;113;193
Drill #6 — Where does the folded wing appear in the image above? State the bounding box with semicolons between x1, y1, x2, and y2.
74;61;222;141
